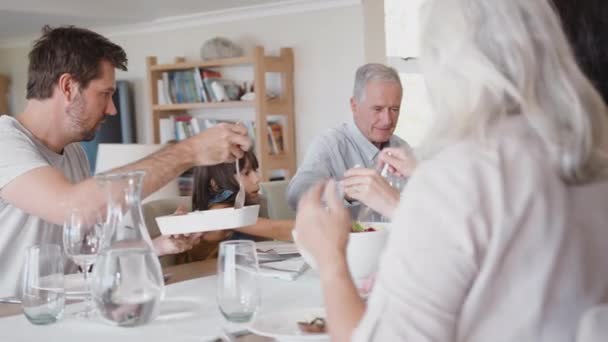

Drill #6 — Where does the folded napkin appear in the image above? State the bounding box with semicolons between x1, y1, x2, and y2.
258;257;309;281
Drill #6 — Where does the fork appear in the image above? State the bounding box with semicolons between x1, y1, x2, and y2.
234;158;246;209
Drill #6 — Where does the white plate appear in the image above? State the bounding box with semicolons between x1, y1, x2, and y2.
64;273;88;298
249;308;329;341
155;205;260;235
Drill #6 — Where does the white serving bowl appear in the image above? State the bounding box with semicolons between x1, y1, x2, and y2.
293;222;390;285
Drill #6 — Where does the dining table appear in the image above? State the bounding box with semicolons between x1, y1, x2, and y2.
0;258;325;342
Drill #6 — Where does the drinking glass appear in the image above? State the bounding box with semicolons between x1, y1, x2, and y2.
63;208;102;318
386;173;408;193
21;244;65;325
217;240;260;323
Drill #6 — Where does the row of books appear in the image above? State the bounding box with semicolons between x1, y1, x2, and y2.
156;69;244;105
159;116;285;154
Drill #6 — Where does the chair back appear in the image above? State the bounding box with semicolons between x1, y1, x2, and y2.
259;180;295;220
142;196;192;266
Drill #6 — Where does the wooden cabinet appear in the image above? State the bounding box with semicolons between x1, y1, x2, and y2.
146;46;296;181
0;75;9;115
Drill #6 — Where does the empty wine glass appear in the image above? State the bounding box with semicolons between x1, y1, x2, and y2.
63;208;102;318
217;240;260;324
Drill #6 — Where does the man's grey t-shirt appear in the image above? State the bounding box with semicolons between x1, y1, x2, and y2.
0;115;90;296
286;121;410;211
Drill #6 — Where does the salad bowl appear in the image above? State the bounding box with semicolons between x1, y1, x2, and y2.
293;221;390;285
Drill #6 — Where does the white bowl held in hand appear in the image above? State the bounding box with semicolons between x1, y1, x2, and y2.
293;222;390;284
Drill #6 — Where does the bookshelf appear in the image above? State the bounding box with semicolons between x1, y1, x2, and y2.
0;75;8;115
146;46;296;182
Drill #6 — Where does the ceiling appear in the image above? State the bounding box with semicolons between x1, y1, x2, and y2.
0;0;287;44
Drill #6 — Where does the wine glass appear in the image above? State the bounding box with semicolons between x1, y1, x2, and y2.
63;208;102;318
217;240;260;325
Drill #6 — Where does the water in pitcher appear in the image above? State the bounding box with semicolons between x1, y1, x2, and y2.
93;247;163;327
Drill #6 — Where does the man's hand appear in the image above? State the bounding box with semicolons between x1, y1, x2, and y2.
342;168;400;219
186;123;253;166
377;147;417;178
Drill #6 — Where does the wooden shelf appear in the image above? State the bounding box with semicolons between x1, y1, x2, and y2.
267;99;290;115
267;154;291;169
146;46;296;181
153;101;254;111
150;56;253;72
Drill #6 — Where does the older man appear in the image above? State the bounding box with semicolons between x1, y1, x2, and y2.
0;26;251;296
287;63;414;214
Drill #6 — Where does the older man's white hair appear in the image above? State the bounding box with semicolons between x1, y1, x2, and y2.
352;63;402;103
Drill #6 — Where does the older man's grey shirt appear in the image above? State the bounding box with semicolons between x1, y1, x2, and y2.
287;122;410;210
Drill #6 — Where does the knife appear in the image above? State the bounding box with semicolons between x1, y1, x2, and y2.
0;297;21;304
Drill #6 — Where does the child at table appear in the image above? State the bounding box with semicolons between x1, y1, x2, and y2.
175;149;294;263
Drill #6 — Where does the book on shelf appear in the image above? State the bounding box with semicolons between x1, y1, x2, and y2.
160;116;251;142
157;79;167;105
192;68;208;103
156;72;173;105
174;115;194;140
267;121;284;154
159;117;176;144
157;68;250;105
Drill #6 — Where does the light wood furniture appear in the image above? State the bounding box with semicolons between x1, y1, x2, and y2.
0;75;9;115
146;46;296;181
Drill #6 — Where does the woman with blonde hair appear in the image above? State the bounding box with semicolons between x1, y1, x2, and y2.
294;0;608;341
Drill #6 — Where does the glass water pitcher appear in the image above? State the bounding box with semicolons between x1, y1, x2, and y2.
91;170;164;327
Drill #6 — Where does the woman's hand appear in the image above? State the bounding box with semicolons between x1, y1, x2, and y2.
294;180;351;275
342;168;400;219
378;147;417;178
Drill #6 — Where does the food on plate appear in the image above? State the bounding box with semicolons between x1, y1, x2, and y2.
297;317;327;333
351;221;377;233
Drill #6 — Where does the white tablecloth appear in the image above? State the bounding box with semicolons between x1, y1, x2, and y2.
0;271;324;342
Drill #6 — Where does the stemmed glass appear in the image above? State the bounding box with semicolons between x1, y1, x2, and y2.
63;208;103;318
217;240;261;327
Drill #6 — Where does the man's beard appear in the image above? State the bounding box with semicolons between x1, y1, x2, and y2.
66;92;96;141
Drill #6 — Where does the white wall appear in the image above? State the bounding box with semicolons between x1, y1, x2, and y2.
0;5;366;163
362;0;387;63
0;47;28;115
